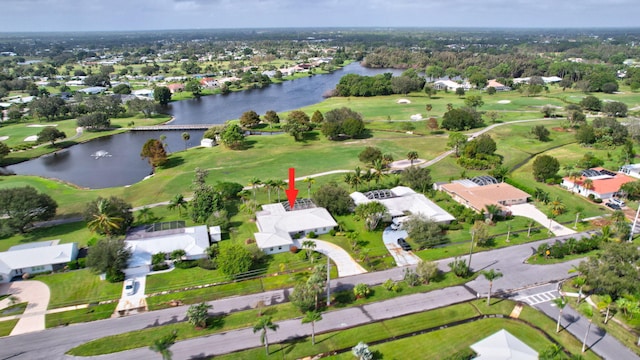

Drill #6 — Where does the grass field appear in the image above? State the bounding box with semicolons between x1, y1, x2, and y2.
0;319;18;337
36;269;122;309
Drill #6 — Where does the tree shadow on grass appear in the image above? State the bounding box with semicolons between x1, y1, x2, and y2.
274;336;306;356
332;290;356;308
206;314;225;330
161;155;184;169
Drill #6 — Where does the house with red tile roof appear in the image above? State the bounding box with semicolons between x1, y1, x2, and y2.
485;79;511;91
167;83;185;94
561;167;635;200
437;177;530;215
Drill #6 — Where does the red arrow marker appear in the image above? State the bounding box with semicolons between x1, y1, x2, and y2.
285;167;299;210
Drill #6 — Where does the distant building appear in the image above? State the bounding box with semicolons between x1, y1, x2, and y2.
167;83;185;94
619;164;640;179
77;86;107;95
0;241;78;283
485;79;511;91
562;167;635;200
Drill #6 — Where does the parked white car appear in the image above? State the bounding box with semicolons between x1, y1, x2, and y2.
124;279;135;296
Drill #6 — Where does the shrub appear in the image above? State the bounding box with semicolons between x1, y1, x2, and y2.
197;258;217;270
403;268;421;287
152;252;167;265
152;263;170;271
67;260;79;270
289;245;299;253
175;260;198;269
353;283;371;299
594;198;603;203
329;229;337;236
77;258;87;268
430;130;445;135
588;194;595;201
307;231;317;239
448;257;471;278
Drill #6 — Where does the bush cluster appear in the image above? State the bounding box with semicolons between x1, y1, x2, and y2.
536;236;601;259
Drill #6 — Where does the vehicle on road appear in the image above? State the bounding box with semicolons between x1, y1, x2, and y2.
397;238;412;251
125;279;136;296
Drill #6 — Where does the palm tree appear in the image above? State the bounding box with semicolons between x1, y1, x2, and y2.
352;167;364;191
301;310;322;345
574;205;584;229
168;194;188;216
344;173;354;190
549;197;566;217
302;240;317;263
597;294;613;324
181;132;190;151
274;180;286;202
303;177;315;199
371;159;386;185
264;179;276;203
249;177;262;201
87;199;123;236
138;206;154;223
149;330;178;360
253;316;279;356
573;276;586;304
484;204;501;223
581;303;594;353
552;297;567;332
583;178;595;192
407;151;418;166
481;269;503;305
382;153;394;167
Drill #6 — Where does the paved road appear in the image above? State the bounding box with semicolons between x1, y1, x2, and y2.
1;233;620;360
525;284;640;360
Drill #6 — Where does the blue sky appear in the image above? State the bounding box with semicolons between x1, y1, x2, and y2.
2;0;639;32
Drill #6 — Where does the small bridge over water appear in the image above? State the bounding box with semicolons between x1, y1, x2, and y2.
130;124;213;131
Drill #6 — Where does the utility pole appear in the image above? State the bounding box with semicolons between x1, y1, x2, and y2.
326;254;331;307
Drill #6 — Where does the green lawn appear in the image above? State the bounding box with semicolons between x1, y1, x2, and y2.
0;302;27;318
36;269;122;309
0;320;18;337
45;303;117;328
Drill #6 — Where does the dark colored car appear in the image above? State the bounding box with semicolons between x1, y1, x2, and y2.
397;238;412;251
606;202;621;210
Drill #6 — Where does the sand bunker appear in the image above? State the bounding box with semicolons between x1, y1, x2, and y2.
27;124;57;127
397;99;411;104
497;100;511;104
410;114;423;120
0;136;8;141
24;135;38;142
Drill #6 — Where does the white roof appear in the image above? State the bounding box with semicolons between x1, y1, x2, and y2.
254;204;338;250
434;79;461;89
125;225;210;268
9;240;59;251
350;186;455;223
0;242;77;271
471;329;538;360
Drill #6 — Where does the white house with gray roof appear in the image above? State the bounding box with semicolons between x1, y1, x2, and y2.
254;203;338;254
350;186;455;225
0;241;78;283
125;225;211;273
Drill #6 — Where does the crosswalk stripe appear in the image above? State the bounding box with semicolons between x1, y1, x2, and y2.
514;290;559;306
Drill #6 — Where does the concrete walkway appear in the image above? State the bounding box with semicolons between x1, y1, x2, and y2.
381;227;421;266
297;239;367;277
509;203;577;236
0;281;50;336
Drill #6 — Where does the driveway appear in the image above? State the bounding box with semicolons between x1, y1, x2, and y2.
115;271;148;316
382;227;421;266
0;280;50;336
509;203;577;237
298;239;367;277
